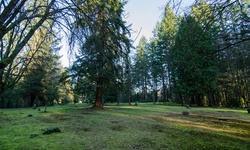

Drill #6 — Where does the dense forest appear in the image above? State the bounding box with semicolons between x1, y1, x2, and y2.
0;0;249;108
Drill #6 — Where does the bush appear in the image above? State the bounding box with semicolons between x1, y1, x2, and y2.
42;127;61;134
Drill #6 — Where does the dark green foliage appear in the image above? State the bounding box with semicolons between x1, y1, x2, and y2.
42;127;61;134
29;134;39;139
131;36;150;101
0;0;57;97
1;0;250;108
70;0;131;108
143;0;250;107
170;14;219;106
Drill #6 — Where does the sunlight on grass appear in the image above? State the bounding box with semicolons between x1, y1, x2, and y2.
0;104;249;150
153;115;249;141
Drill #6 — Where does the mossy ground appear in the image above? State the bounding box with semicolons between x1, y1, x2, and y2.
0;103;249;150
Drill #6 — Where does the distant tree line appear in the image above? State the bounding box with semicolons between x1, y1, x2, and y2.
131;0;250;107
0;0;249;108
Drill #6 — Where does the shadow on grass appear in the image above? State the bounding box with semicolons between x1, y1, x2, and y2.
0;104;249;150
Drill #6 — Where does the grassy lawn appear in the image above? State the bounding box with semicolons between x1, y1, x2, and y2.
0;103;249;150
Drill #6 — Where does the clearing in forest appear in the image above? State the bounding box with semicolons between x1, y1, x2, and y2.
0;103;249;150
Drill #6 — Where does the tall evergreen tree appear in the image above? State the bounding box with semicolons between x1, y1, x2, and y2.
132;36;150;101
157;4;178;102
70;0;131;109
170;1;219;106
19;25;62;107
215;0;250;107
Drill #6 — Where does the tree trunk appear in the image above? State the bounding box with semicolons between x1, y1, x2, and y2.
162;70;167;102
167;68;172;101
127;79;131;105
127;67;131;105
0;69;5;96
0;97;4;108
143;69;147;101
93;77;104;109
153;78;157;105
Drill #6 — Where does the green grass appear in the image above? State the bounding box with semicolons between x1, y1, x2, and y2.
0;103;249;150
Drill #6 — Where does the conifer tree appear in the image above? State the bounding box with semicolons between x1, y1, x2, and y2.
70;0;131;109
170;1;219;106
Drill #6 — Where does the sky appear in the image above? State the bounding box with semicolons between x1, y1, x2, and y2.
59;0;194;67
124;0;168;45
124;0;193;46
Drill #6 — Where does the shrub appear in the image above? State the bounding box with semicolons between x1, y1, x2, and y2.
42;127;61;134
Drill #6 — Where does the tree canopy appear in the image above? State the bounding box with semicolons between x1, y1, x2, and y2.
0;0;250;108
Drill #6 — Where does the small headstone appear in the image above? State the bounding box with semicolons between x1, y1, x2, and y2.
38;108;40;111
135;101;138;106
182;111;189;116
247;109;250;114
28;114;33;117
186;104;190;109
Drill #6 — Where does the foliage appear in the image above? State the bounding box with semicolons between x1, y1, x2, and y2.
0;0;57;96
1;0;250;109
131;36;150;101
170;13;219;106
42;127;61;134
70;0;131;108
130;0;250;108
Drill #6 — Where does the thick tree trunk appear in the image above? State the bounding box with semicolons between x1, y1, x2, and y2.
93;77;104;109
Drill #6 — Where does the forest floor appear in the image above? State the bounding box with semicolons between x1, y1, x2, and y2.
0;103;249;150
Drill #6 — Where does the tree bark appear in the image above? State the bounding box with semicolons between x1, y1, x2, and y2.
126;59;131;105
93;77;104;109
127;76;131;105
153;78;157;104
162;69;166;102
